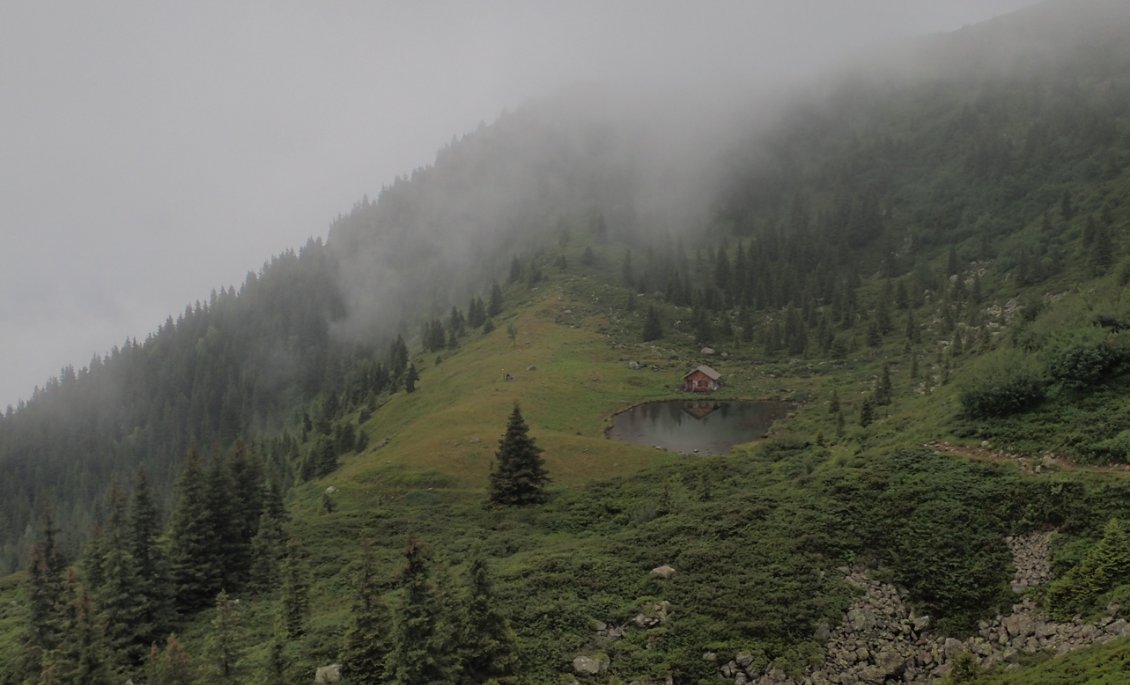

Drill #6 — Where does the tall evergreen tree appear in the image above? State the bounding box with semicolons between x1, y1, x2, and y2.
144;635;194;685
281;538;310;639
263;635;289;685
1091;223;1114;274
128;468;173;651
860;396;876;428
72;586;112;685
341;535;391;685
226;442;264;588
488;280;504;317
167;450;223;615
488;405;550;506
457;548;518;683
37;569;110;685
248;482;288;593
467;296;486;329
875;363;893;406
1048;518;1130;618
94;481;147;669
641;305;663;342
25;507;68;676
80;523;107;594
405;363;419;393
203;590;244;683
389;335;409;377
388;538;456;685
205;454;243;591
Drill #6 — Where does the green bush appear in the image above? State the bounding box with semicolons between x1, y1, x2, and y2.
959;350;1046;419
1046;330;1128;390
1047;519;1130;620
1079;429;1130;464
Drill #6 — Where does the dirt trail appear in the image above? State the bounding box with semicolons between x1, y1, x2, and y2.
927;441;1130;476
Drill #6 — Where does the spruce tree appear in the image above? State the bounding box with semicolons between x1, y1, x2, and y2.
72;587;111;685
405;363;419;393
458;548;518;683
26;507;67;672
488;405;550;506
641;305;663;342
37;570;88;685
80;523;107;593
739;306;754;343
390;335;409;377
248;482;288;593
467;296;486;329
388;538;456;685
488;280;504;317
95;482;147;669
281;538;310;639
875;363;893;406
128;468;173;652
226;442;264;588
204;590;244;683
144;635;193;685
859;396;875;428
263;636;289;685
205;454;243;591
1048;518;1130;618
341;535;391;685
168;450;223;615
580;245;596;266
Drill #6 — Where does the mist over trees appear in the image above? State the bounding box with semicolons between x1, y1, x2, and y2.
2;0;1129;571
2;2;1130;681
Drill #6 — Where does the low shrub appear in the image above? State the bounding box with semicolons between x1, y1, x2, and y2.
959;350;1046;419
1045;330;1129;390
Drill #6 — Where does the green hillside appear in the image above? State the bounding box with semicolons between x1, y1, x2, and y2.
6;1;1130;683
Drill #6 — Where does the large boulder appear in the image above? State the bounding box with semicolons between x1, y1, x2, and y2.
573;654;608;676
314;664;342;685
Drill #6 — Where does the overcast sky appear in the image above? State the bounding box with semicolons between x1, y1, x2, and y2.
0;0;1039;409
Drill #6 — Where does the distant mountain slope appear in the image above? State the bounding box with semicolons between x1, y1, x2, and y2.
0;91;666;571
6;2;1130;683
0;0;1128;579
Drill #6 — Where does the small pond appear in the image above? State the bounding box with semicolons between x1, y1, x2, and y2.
606;399;791;455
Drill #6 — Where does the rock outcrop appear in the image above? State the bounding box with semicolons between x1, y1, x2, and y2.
719;531;1130;684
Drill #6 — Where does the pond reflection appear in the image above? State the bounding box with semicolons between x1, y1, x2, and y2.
607;400;791;455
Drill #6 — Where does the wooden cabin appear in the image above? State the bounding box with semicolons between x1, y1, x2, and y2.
682;365;722;392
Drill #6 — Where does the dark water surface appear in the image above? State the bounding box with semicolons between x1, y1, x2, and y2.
606;400;791;455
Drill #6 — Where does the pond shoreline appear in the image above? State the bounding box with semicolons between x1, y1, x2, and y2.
604;397;793;455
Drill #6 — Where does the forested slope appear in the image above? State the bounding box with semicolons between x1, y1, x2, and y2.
4;1;1130;683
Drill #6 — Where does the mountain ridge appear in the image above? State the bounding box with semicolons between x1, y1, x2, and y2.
4;1;1130;681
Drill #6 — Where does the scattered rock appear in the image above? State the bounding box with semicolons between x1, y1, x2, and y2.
719;531;1119;685
314;664;342;685
324;486;337;495
911;614;931;633
701;347;715;355
651;564;677;579
573;655;608;676
628;360;642;370
526;364;537;371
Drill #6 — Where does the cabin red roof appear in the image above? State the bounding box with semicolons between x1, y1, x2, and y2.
682;365;721;381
